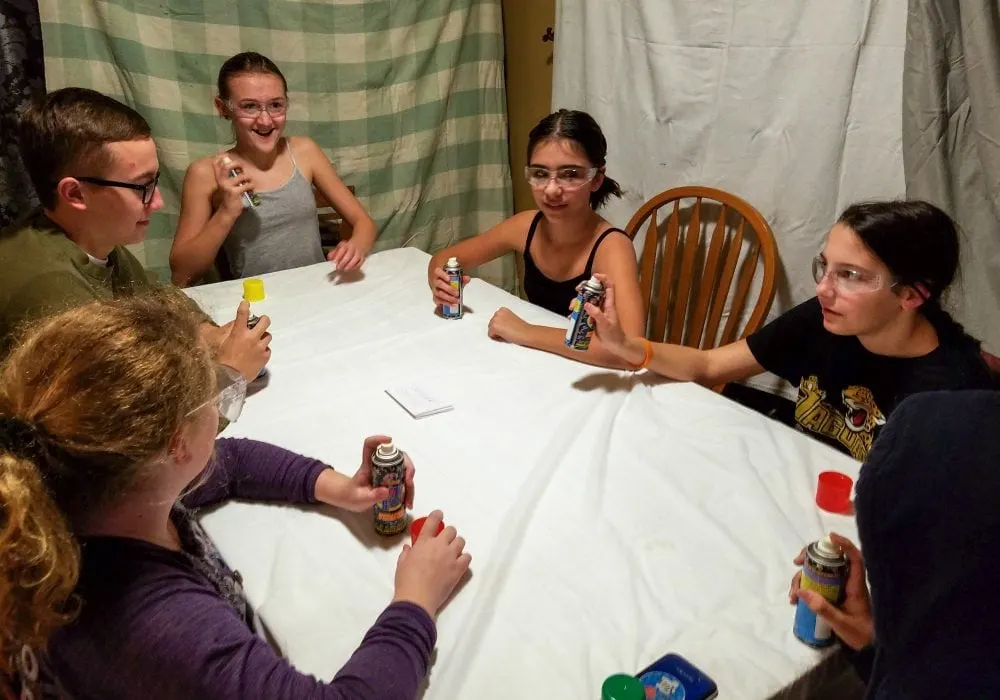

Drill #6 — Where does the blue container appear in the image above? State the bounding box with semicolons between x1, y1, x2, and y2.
793;536;847;647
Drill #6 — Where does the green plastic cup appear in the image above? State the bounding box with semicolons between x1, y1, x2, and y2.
601;673;645;700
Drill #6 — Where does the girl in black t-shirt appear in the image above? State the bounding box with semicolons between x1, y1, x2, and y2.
586;200;994;460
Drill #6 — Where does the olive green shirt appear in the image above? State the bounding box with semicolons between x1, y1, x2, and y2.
0;210;156;351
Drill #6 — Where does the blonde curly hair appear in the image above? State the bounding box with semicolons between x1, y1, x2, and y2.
0;290;215;671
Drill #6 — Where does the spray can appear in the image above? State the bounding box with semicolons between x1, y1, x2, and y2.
442;257;463;319
222;156;261;209
565;276;605;351
245;312;268;380
371;441;407;536
793;536;848;647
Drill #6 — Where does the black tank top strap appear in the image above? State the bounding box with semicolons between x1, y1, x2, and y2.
582;227;625;277
523;210;545;254
522;219;624;316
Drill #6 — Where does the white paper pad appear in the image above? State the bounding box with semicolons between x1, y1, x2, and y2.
385;382;454;418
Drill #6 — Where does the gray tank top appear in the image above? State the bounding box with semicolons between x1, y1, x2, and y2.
222;142;324;278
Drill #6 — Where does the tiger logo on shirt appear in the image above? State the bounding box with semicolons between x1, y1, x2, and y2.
795;375;886;460
842;385;887;434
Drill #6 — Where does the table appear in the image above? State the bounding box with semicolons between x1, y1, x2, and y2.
186;247;861;699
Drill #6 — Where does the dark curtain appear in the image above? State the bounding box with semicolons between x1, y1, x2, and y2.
903;0;1000;352
0;0;44;227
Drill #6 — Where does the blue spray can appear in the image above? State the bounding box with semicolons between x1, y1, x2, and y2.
565;276;604;351
793;536;847;647
442;257;463;319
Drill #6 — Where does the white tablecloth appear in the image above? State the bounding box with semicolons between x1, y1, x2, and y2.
186;247;860;699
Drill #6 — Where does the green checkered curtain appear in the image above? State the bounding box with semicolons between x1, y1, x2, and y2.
38;0;515;289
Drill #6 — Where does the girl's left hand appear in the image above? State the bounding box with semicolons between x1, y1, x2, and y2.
327;239;367;273
325;435;416;512
488;307;531;345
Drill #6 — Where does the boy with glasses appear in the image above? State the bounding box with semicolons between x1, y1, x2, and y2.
0;87;270;380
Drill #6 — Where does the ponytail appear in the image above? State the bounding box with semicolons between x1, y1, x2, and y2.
920;298;979;348
591;173;623;210
921;298;979;351
0;444;79;672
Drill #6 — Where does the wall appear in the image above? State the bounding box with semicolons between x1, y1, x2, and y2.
502;0;555;214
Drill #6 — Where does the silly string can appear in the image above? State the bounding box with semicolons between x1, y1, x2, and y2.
442;257;463;319
793;536;847;647
371;441;407;536
565;276;605;351
246;312;267;379
222;156;261;209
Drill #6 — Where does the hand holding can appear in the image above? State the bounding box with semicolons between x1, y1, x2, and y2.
565;275;605;351
441;257;464;319
222;155;261;209
371;440;408;536
791;533;874;651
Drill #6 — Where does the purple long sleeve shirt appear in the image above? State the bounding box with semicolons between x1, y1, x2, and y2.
14;438;436;700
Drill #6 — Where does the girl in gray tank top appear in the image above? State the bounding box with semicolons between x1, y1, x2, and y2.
170;52;377;287
222;143;324;278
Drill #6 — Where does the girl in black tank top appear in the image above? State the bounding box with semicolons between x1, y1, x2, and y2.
522;211;626;315
426;109;646;369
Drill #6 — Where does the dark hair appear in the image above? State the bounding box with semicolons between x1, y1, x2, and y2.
17;87;152;209
217;52;288;100
838;200;978;348
527;109;622;210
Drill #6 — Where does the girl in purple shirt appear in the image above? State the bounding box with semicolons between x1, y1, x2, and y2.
0;291;470;699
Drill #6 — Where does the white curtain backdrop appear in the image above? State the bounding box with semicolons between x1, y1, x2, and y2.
903;0;1000;356
553;1;997;365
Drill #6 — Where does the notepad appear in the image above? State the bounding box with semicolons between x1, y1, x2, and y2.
385;382;454;419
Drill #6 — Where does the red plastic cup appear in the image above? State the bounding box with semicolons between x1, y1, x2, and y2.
409;516;445;545
816;471;854;513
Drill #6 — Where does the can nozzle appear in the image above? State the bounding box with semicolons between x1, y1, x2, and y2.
815;536;842;557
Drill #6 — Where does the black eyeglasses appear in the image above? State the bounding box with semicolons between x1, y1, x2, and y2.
74;172;160;206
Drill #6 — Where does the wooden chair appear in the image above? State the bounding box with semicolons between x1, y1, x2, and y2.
624;186;778;350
